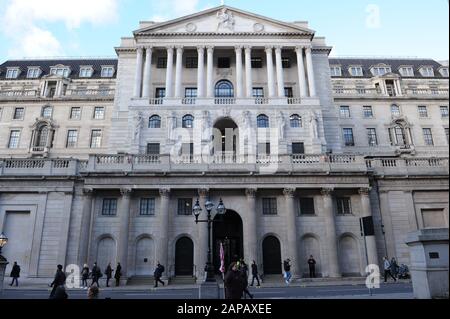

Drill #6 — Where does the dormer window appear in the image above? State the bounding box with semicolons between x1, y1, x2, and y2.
79;66;93;78
101;66;115;78
419;66;434;77
399;66;414;77
6;68;20;79
50;66;70;77
439;67;449;77
349;66;363;77
27;67;41;79
330;66;342;77
371;65;392;76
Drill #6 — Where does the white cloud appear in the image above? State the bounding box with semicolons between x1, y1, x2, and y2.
8;26;64;57
149;0;208;22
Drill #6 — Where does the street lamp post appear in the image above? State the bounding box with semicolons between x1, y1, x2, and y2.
0;233;9;294
193;198;226;298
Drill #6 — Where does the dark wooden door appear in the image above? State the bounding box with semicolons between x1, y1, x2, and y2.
263;236;282;274
175;237;194;276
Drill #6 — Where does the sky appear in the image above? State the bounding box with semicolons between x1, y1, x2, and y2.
0;0;448;61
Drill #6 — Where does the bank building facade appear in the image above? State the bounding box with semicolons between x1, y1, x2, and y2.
0;6;448;284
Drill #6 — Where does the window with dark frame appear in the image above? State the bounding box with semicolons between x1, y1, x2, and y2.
252;88;264;98
282;57;291;68
182;114;194;128
13;107;24;120
157;57;167;69
258;143;271;155
146;143;160;155
140;198;156;216
90;129;102;148
149;115;161;128
343;128;355;146
445;128;449;144
340;106;351;118
440;106;449;118
257;114;270;128
155;88;166;99
251;57;263;68
185;57;198;69
185;88;198;98
8;130;21;149
363;106;373;118
299;198;315;215
102;198;118;216
367;128;378;147
262;198;278;215
93;107;105;120
70;107;81;120
423;128;434;146
284;87;293;98
66;130;78;148
418;106;428;118
218;57;230;69
178;198;193;215
336;197;352;215
290;114;302;128
292;142;305;154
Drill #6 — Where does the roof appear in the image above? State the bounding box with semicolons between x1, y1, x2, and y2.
328;58;448;79
0;59;118;80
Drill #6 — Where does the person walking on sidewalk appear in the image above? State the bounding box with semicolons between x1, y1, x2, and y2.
283;259;292;285
114;263;122;287
91;262;102;287
9;262;20;287
154;262;165;288
239;260;253;299
390;257;399;279
105;263;113;287
383;257;397;283
224;262;246;300
250;260;260;287
81;264;90;289
308;255;317;278
49;264;66;299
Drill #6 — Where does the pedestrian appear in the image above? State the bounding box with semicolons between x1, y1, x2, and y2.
390;257;399;279
114;263;122;287
153;262;165;288
283;259;292;285
50;285;68;300
224;262;246;300
9;262;20;287
204;264;208;282
88;285;100;299
383;257;397;283
250;260;261;287
81;264;90;289
308;255;317;278
240;260;253;299
49;264;66;299
91;262;102;287
105;263;113;287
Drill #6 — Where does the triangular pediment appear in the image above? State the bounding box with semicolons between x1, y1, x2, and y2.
134;6;314;35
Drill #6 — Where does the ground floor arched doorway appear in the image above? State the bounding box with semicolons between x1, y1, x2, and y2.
175;237;194;276
212;210;243;274
263;236;282;275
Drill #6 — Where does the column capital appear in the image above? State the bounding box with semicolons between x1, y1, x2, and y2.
197;45;205;52
82;188;94;196
175;45;184;52
274;46;283;53
235;45;243;53
358;187;372;196
145;46;153;52
321;188;334;196
264;45;274;53
244;45;252;53
136;46;145;52
295;46;305;53
245;188;257;198
120;188;132;197
206;46;214;53
159;188;171;197
304;45;312;53
166;46;175;53
283;188;296;198
198;188;210;198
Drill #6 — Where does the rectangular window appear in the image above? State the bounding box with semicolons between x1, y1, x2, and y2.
299;198;315;215
343;128;355;146
70;107;81;120
363;106;374;118
90;130;102;148
178;198;193;216
399;67;414;77
93;107;105;120
13;107;24;120
251;57;263;68
349;66;363;76
218;57;230;69
50;67;70;77
6;69;19;79
445;128;449;144
80;67;93;78
420;67;434;77
146;143;160;155
8;130;21;149
140;198;156;216
185;57;198;69
102;198;117;216
330;66;342;77
284;87;293;98
423;128;434;146
440;106;449;118
367;128;378;147
418;106;428;118
66;130;78;148
262;198;278;215
258;143;271;155
394;127;407;146
292;142;305;154
157;57;167;69
27;68;40;78
185;88;197;98
252;88;264;98
391;105;401;116
336;197;352;215
155;88;166;99
282;57;291;68
340;106;351;118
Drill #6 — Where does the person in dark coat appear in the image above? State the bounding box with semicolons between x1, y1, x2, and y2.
114;263;122;287
90;262;102;287
308;255;317;278
154;262;165;288
283;259;292;285
50;285;68;300
240;260;253;299
105;263;113;287
224;262;245;300
10;262;20;287
81;264;90;289
49;264;66;299
390;257;399;279
88;285;100;299
250;260;260;287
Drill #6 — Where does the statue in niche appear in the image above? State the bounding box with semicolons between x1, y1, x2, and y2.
277;112;286;140
310;111;320;139
216;8;235;31
133;112;144;142
202;110;212;141
167;112;177;141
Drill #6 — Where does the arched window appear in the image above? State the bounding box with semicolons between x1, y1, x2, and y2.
290;114;302;128
182;114;194;128
42;106;53;119
215;80;234;98
257;114;270;128
149;115;161;128
36;125;50;147
391;104;400;116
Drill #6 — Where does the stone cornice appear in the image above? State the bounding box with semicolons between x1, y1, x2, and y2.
134;32;313;38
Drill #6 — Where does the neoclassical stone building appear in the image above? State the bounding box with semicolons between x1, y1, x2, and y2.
0;6;448;283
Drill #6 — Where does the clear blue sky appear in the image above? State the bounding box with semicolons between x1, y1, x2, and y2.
0;0;448;61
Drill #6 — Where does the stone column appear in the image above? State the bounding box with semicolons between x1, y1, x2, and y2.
142;47;153;98
235;46;244;98
359;188;379;267
133;47;144;98
197;189;209;281
206;46;214;98
197;46;205;98
265;46;276;98
322;188;341;277
283;188;300;278
157;189;171;274
174;46;184;98
275;46;285;98
117;188;132;277
165;46;175;98
245;189;258;269
305;46;317;97
78;188;94;265
295;46;308;98
378;190;396;258
244;46;253;98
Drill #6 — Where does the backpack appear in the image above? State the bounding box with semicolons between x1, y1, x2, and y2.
160;265;165;273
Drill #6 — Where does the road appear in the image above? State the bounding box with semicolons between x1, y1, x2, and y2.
0;283;413;300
